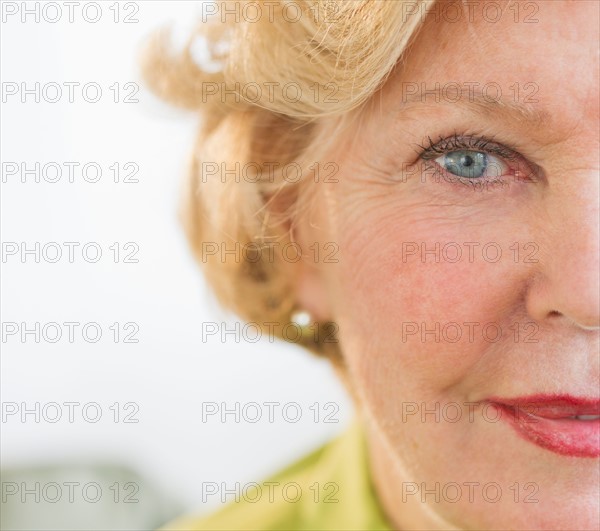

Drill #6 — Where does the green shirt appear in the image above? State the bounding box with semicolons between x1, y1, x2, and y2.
162;420;393;530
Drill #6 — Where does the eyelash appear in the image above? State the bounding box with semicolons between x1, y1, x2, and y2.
415;133;534;191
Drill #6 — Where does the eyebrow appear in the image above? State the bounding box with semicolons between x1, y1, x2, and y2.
394;86;551;128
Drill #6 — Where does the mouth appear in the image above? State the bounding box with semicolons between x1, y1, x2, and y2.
488;395;600;458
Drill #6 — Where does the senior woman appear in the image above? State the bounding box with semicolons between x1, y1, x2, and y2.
145;0;599;529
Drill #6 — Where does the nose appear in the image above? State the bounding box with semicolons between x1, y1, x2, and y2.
526;173;600;331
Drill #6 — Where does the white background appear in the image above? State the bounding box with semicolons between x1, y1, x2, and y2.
0;0;353;517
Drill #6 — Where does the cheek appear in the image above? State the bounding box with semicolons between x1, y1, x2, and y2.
328;202;597;528
332;202;533;401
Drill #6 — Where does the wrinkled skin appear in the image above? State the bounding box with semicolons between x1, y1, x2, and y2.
297;1;600;529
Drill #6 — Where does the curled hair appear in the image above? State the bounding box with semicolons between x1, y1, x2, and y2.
142;0;435;358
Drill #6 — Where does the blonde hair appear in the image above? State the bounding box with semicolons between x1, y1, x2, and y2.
142;0;435;359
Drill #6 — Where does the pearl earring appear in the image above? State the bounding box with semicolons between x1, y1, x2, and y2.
290;309;315;342
290;310;312;327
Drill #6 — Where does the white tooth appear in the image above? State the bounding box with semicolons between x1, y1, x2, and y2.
575;415;600;421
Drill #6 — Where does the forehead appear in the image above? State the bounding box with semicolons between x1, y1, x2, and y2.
382;0;599;134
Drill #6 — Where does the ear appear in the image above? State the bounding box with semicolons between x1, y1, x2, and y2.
295;257;333;323
292;188;334;324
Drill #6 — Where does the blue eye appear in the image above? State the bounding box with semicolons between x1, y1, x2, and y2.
436;150;488;179
418;134;528;189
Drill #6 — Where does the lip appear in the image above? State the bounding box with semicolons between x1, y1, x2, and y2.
488;395;600;458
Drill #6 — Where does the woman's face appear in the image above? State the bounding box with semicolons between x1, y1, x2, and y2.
298;1;599;529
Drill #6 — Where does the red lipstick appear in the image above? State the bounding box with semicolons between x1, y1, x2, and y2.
488;395;600;458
